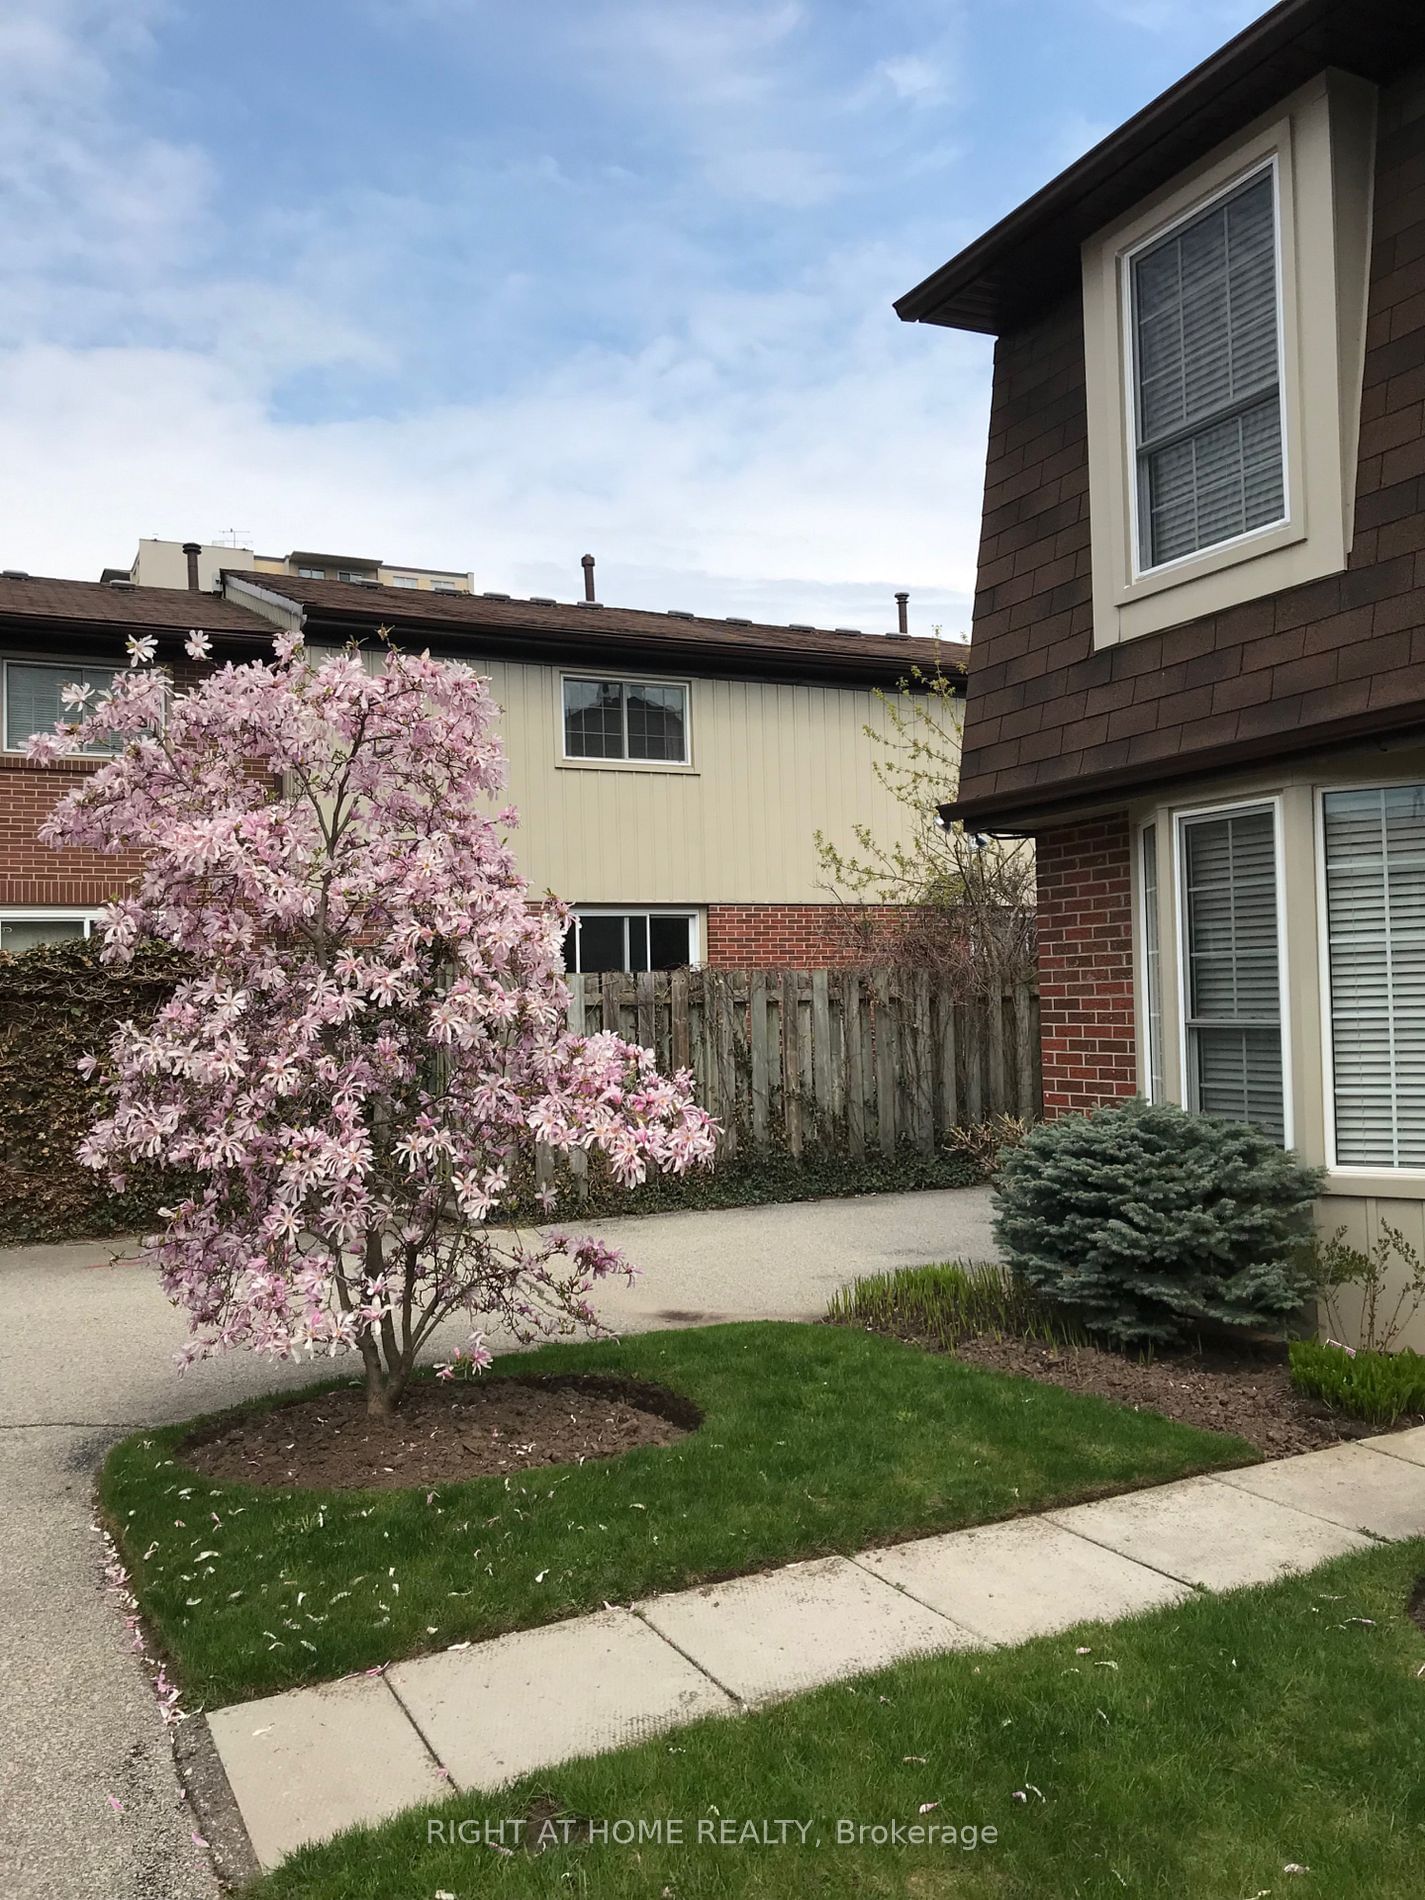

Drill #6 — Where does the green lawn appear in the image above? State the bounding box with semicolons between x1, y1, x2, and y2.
101;1321;1253;1707
253;1540;1425;1900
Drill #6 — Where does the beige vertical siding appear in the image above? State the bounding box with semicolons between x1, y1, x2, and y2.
382;650;951;905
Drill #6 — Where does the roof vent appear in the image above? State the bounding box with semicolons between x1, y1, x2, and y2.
895;590;909;635
528;596;557;606
576;598;603;608
665;609;695;620
786;622;814;631
2;568;30;580
481;591;511;600
834;627;863;635
108;578;136;589
724;616;752;626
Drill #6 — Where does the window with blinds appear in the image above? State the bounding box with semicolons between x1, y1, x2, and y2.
3;661;122;754
1130;167;1285;570
1140;824;1164;1102
1322;786;1425;1169
1180;805;1284;1142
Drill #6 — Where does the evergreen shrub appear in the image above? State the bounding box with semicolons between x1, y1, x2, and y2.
992;1097;1322;1346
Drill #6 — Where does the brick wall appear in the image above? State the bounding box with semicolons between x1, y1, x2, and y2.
704;903;915;968
0;757;144;908
1036;815;1137;1117
957;60;1425;815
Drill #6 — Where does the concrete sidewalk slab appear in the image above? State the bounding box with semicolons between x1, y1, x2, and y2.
635;1555;981;1705
207;1676;448;1872
1047;1475;1375;1590
1361;1423;1425;1466
856;1515;1191;1644
387;1609;732;1791
1214;1442;1425;1540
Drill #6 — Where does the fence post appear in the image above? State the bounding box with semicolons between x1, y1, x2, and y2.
1013;980;1036;1119
844;973;865;1158
873;967;897;1155
781;970;803;1157
749;972;770;1147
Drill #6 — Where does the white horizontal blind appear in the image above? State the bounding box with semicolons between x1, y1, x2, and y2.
1181;807;1284;1141
1132;168;1284;568
1323;786;1425;1168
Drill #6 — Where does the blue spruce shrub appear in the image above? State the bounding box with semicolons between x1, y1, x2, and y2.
992;1098;1322;1346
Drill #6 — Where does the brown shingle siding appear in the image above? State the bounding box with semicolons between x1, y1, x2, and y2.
953;59;1425;819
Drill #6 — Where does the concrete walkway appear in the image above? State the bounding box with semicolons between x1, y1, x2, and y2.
209;1427;1425;1871
0;1185;991;1900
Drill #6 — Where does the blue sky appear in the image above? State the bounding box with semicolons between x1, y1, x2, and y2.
0;0;1264;632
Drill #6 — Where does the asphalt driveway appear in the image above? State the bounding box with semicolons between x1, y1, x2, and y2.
0;1184;996;1899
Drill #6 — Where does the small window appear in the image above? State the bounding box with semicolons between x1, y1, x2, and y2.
0;913;96;955
4;660;123;753
1140;824;1163;1102
1179;804;1285;1142
563;676;688;763
1322;785;1425;1169
563;910;696;974
297;567;325;579
1130;167;1285;571
390;576;421;588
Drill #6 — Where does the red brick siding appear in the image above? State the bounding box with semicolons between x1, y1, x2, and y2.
1036;815;1137;1117
704;903;914;968
957;61;1425;813
0;655;212;912
0;757;144;909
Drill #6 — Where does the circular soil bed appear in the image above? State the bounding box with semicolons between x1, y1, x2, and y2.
183;1374;701;1491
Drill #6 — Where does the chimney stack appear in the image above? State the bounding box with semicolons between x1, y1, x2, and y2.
895;590;909;635
183;542;201;592
581;553;596;602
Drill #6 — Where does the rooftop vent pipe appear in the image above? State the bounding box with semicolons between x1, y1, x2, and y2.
182;542;201;592
895;590;909;635
581;553;596;602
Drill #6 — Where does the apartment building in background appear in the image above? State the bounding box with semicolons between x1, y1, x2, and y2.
100;538;474;596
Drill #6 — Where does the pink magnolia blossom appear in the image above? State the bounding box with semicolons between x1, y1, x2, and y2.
35;632;717;1414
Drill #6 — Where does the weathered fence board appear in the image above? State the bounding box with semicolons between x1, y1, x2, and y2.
564;967;1039;1168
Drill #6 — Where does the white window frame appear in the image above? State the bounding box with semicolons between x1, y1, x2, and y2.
565;907;702;974
1121;155;1290;584
1172;794;1293;1148
1134;820;1163;1102
1081;72;1377;650
1314;782;1425;1180
558;672;694;770
0;909;103;952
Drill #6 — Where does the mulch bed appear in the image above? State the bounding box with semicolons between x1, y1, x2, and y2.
182;1374;700;1490
949;1332;1417;1458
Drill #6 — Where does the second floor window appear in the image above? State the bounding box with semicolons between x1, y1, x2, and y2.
1130;166;1285;572
563;676;688;763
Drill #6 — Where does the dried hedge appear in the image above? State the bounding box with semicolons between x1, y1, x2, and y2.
0;937;189;1243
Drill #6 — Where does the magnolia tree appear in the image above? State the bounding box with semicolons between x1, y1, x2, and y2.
31;629;716;1415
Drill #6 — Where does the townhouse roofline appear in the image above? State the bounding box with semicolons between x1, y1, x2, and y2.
226;572;966;690
895;0;1414;336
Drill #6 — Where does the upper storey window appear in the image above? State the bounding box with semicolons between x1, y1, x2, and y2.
1082;72;1377;647
1130;167;1285;572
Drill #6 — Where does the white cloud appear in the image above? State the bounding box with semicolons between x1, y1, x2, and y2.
877;55;948;105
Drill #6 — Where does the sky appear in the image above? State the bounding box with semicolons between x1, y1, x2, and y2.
0;0;1266;635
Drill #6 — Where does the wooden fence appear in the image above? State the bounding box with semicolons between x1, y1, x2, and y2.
562;967;1040;1162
